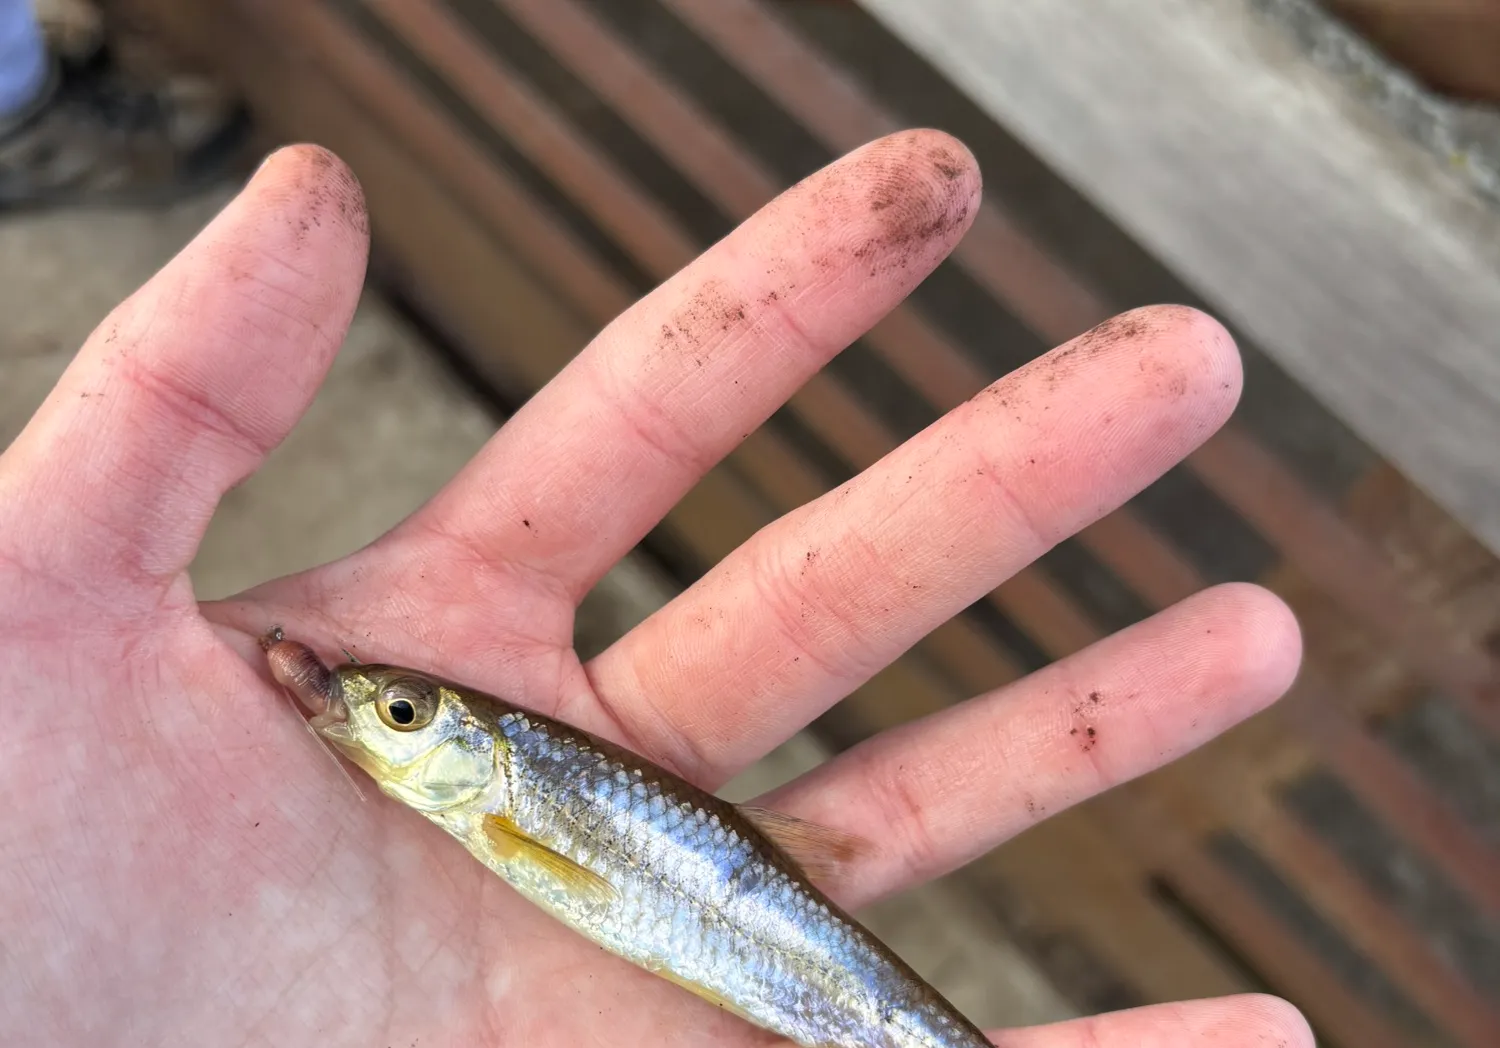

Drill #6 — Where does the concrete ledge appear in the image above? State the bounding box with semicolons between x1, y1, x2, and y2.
854;0;1500;556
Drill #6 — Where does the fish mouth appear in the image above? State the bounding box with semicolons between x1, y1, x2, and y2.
262;628;348;731
313;708;393;782
308;689;350;736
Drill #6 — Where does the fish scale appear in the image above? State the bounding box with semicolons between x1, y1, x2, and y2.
487;705;986;1048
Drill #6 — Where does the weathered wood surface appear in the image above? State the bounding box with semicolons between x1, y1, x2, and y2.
850;0;1500;559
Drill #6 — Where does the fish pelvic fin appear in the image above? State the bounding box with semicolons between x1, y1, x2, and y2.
644;960;760;1027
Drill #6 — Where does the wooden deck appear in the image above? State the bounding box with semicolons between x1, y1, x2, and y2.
119;1;1500;1046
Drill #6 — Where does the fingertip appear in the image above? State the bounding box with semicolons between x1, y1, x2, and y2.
1072;303;1242;441
243;143;369;245
1230;993;1317;1047
1248;586;1305;704
847;127;982;240
1195;581;1305;710
1152;302;1241;403
976;303;1241;517
894;126;983;211
773;128;981;298
1169;303;1244;426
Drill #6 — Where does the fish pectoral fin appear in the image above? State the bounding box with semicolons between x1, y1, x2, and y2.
735;804;871;884
482;815;619;908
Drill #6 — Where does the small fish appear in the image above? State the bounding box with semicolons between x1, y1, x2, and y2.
262;628;993;1048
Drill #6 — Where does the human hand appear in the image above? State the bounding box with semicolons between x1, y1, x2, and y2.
0;136;1309;1047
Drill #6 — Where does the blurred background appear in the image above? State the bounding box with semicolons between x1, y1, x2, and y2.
3;1;1499;1045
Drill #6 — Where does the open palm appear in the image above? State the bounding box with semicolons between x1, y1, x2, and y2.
0;136;1310;1048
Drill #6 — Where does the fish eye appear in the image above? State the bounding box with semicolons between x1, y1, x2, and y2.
375;676;438;732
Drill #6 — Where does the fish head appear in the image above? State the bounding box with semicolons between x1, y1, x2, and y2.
314;664;500;814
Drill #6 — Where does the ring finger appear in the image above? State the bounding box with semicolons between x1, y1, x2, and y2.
754;583;1301;910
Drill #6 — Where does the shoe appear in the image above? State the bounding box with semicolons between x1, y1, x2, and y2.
0;41;253;211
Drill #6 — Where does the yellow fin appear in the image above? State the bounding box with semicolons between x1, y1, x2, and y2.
646;961;757;1024
735;804;870;883
482;815;618;908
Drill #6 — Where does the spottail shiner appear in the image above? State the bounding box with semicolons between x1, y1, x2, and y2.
263;628;993;1048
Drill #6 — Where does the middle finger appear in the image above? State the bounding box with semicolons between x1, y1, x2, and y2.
588;304;1242;783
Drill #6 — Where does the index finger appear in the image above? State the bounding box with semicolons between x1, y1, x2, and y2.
377;129;980;601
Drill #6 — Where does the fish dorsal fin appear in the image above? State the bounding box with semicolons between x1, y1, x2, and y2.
483;815;619;908
735;804;871;884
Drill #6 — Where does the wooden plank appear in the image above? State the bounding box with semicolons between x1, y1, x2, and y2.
1344;462;1500;645
1287;680;1500;918
369;0;700;278
841;0;1500;562
1209;756;1500;1047
1078;511;1203;608
1272;464;1500;916
1195;428;1500;735
1099;789;1421;1048
983;808;1254;1007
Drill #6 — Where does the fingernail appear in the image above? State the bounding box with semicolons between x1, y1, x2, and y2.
249;146;284;183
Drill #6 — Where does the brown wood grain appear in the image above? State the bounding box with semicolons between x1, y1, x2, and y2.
983;807;1254;1006
1098;787;1427;1048
1207;754;1500;1046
